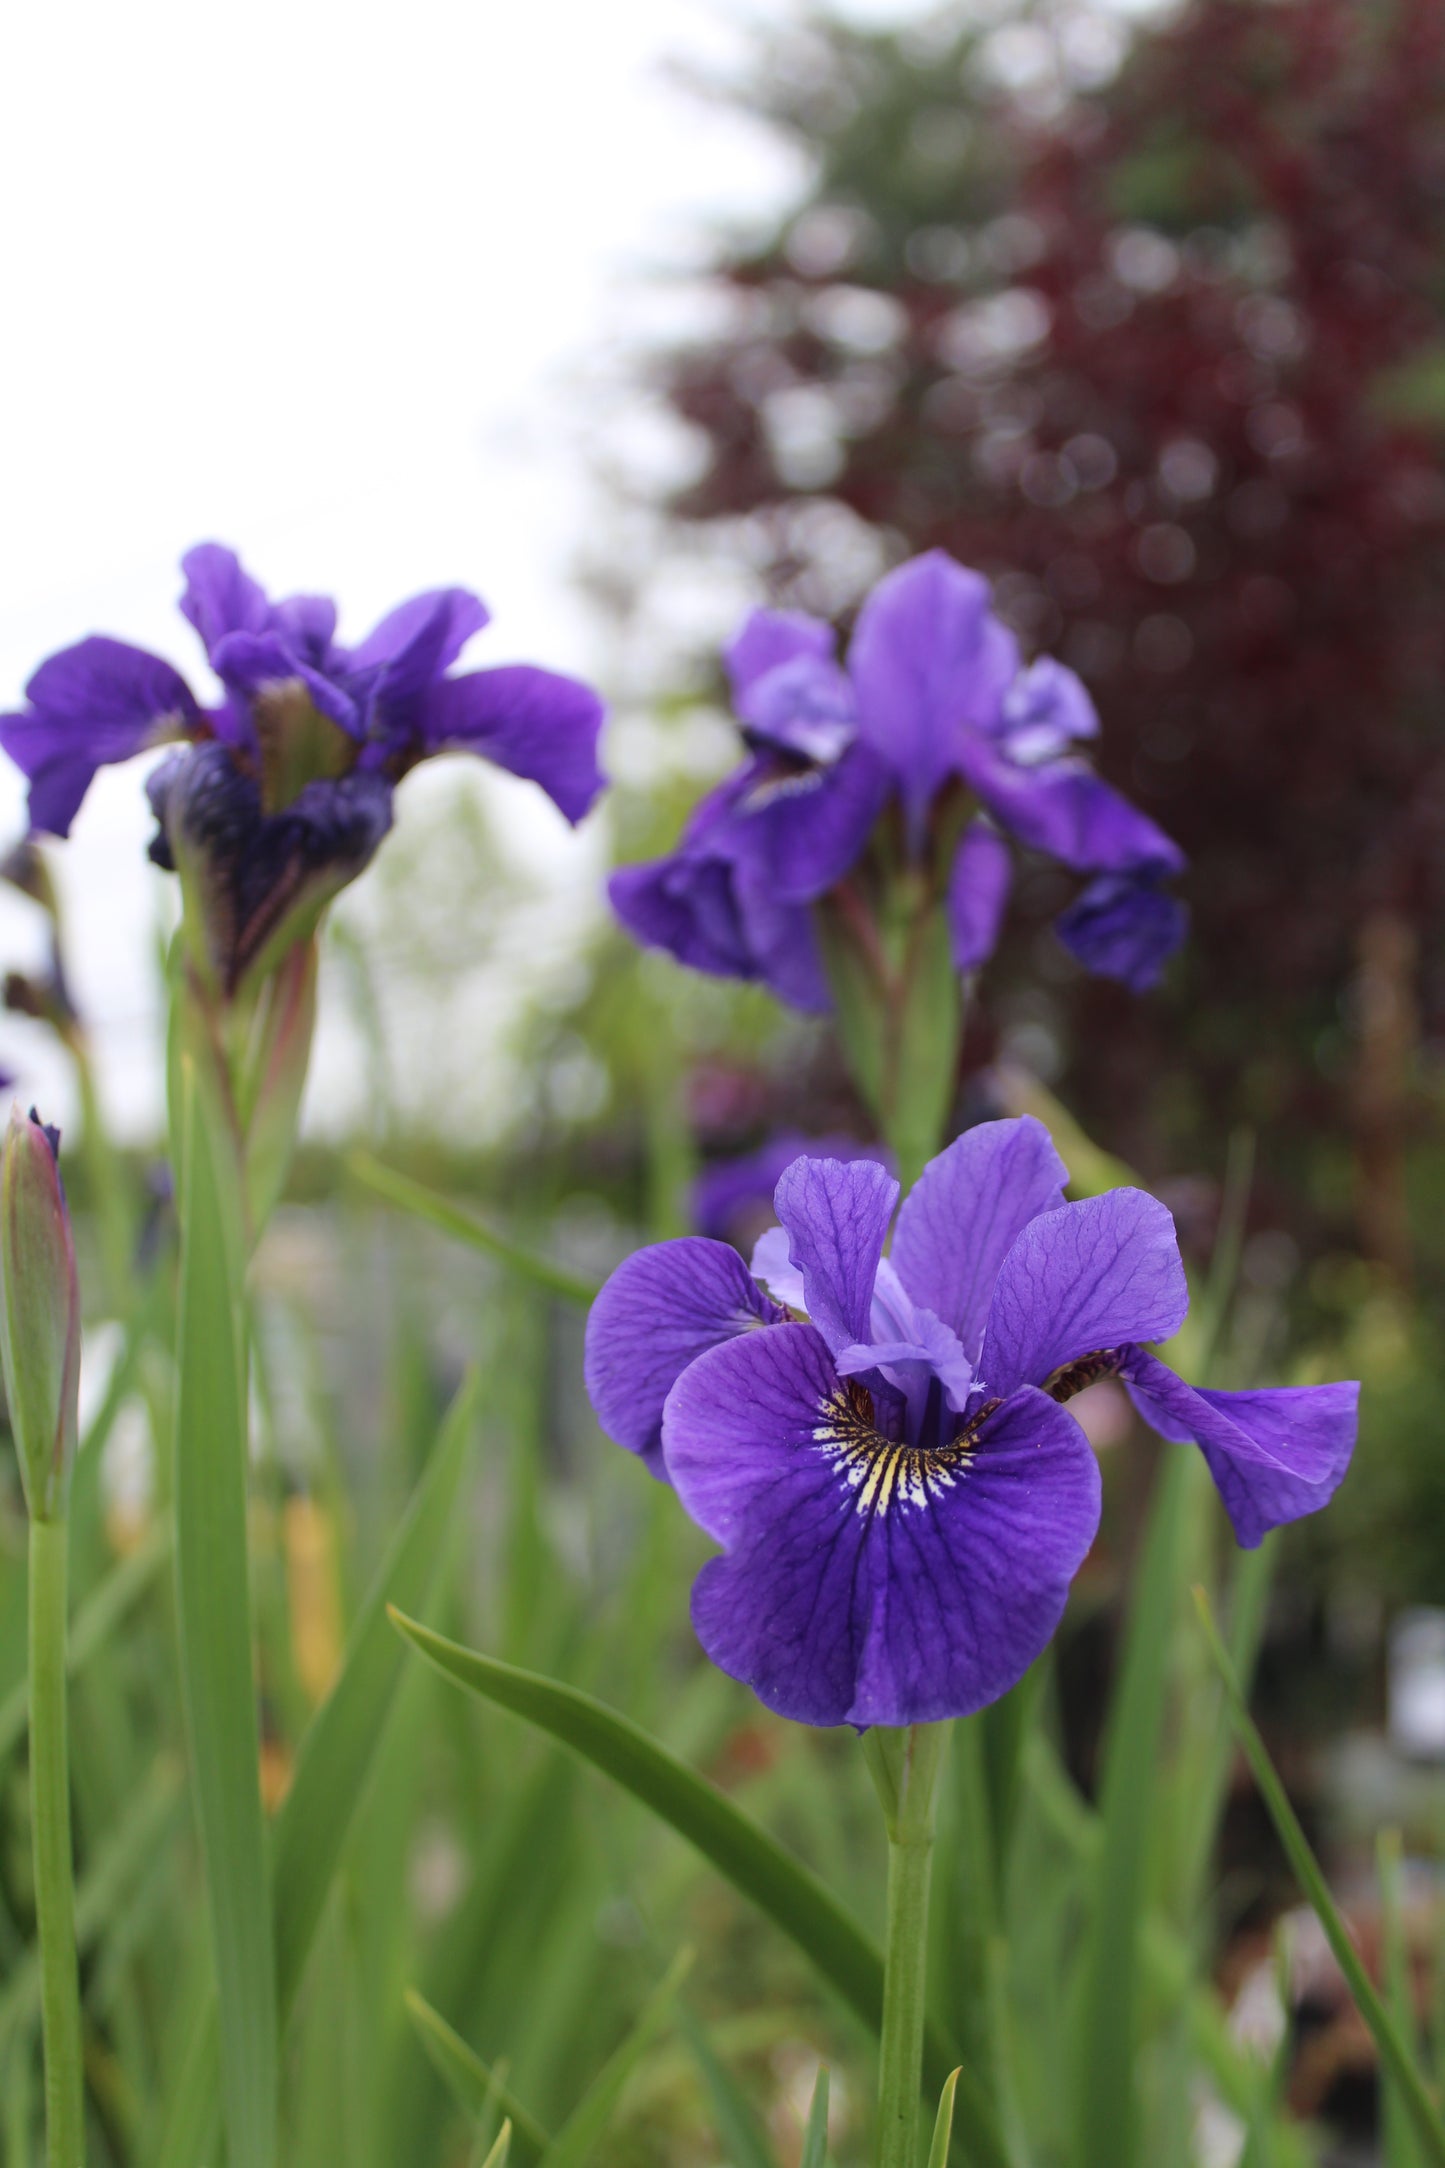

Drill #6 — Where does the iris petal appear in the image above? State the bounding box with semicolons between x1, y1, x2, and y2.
772;1155;900;1356
664;1321;1101;1727
891;1117;1067;1361
584;1236;784;1480
1121;1349;1359;1547
982;1188;1188;1397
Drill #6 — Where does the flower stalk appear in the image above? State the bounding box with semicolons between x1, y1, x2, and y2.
28;1512;84;2168
868;1723;947;2168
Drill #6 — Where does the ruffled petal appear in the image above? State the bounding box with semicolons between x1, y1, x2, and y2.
947;822;1013;973
848;552;1019;841
982;1189;1188;1397
179;543;271;659
891;1116;1067;1361
0;637;202;836
958;739;1185;876
1056;873;1187;991
422;666;604;824
663;1321;1101;1727
1120;1348;1359;1548
584;1237;784;1479
773;1155;900;1356
348;588;490;705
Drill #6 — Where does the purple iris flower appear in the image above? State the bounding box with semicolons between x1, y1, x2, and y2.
586;1117;1357;1728
0;544;605;991
609;552;1184;1009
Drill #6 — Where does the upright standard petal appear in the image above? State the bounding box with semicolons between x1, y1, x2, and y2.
772;1155;900;1355
891;1116;1067;1362
982;1189;1189;1398
664;1323;1101;1726
848;552;1019;841
1120;1348;1359;1548
348;588;490;706
1056;873;1188;991
208;632;361;735
947;822;1013;973
179;543;272;658
1;638;203;836
585;1237;785;1479
725;609;835;704
423;667;604;824
959;739;1185;876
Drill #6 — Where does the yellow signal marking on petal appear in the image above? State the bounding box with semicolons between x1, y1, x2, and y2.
812;1382;978;1518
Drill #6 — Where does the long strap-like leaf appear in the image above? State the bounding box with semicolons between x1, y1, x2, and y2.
151;1373;480;2168
1196;1589;1445;2167
348;1154;600;1307
389;1613;1012;2168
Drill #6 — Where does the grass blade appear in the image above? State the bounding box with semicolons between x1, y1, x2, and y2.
1380;1829;1426;2168
388;1613;1011;2168
347;1154;599;1307
542;1946;692;2168
800;2066;830;2168
404;1988;552;2159
0;1521;171;1763
149;1373;480;2168
1071;1450;1191;2168
478;2121;513;2168
1195;1588;1445;2167
173;1061;276;2168
676;2002;778;2168
273;1368;480;2015
927;2070;961;2168
0;1753;183;2046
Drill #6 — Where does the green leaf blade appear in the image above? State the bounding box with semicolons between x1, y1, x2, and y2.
404;1987;551;2159
1196;1588;1445;2168
387;1614;1012;2168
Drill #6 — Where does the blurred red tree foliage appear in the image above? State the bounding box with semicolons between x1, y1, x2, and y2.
652;0;1445;1266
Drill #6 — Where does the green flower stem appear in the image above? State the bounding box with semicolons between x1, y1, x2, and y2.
871;1723;947;2168
28;1512;84;2166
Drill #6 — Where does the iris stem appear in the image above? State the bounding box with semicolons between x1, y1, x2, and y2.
28;1512;84;2166
870;1722;946;2168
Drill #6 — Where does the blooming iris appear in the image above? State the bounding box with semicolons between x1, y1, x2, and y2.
586;1117;1357;1728
0;544;605;992
610;551;1184;1010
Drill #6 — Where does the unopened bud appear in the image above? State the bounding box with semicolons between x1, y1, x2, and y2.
0;1107;80;1520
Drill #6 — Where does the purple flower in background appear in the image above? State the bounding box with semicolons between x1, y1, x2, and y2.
610;552;1184;1009
0;544;605;990
692;1132;890;1242
586;1117;1357;1727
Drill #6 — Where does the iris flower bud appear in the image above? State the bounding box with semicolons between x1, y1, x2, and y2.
0;1107;80;1521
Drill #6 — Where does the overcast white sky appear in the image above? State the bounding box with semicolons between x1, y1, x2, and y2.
0;0;931;1137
